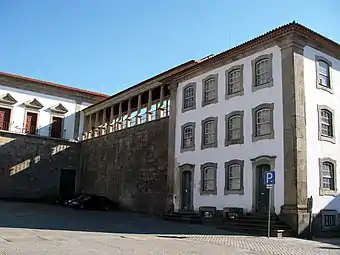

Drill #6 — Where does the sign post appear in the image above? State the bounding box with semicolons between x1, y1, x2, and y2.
264;171;275;238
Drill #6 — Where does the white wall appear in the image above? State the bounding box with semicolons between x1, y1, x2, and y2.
304;46;340;213
174;46;284;214
0;85;90;140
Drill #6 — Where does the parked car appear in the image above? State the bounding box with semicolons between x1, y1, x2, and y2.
69;195;119;211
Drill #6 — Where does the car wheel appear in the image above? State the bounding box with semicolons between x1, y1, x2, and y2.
80;204;84;209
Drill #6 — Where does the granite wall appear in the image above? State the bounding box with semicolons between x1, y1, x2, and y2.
0;132;80;200
80;118;169;214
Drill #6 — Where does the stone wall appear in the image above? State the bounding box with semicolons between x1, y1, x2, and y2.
0;132;80;200
80;118;169;215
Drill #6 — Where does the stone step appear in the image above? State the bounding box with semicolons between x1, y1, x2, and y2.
163;212;202;224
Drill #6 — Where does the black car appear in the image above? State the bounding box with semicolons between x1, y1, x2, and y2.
69;195;119;211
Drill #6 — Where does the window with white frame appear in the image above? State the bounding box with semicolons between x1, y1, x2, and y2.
318;60;331;88
319;158;337;196
202;166;215;191
255;59;270;86
320;109;333;137
228;69;241;94
228;164;241;190
228;115;241;141
324;215;336;227
204;121;215;145
204;78;216;102
256;108;271;136
322;162;335;191
183;86;195;110
182;125;194;149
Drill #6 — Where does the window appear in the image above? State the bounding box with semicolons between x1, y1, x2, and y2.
324;215;336;227
322;162;335;190
225;160;244;195
200;162;217;195
51;116;63;138
182;83;196;112
252;103;274;142
226;65;244;99
225;111;244;146
318;105;335;143
319;158;337;196
316;56;332;93
0;107;11;131
181;122;196;152
25;112;38;135
202;74;218;107
251;54;273;92
201;117;218;149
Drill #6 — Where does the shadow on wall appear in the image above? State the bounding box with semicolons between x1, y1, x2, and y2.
80;117;169;216
0;111;81;201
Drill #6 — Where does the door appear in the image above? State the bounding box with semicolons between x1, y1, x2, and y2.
0;108;10;131
256;164;270;213
0;110;5;130
51;117;63;138
181;171;193;211
59;169;76;200
25;112;38;134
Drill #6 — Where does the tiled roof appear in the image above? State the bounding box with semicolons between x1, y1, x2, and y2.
0;72;109;99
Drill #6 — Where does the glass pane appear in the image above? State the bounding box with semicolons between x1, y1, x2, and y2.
229;178;241;190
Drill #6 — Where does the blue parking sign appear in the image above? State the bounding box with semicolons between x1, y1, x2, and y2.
264;171;275;185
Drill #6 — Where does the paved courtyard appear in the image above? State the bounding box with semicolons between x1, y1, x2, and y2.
0;201;339;254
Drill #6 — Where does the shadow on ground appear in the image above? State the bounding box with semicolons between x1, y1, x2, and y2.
0;201;237;236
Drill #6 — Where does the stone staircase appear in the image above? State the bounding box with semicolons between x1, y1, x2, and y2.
217;213;294;237
163;211;202;224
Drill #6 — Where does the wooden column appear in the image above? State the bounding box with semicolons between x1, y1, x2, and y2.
117;102;122;130
109;105;114;132
102;108;107;135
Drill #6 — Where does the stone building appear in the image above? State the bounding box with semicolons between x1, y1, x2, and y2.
159;22;340;236
1;22;340;237
0;72;108;140
0;73;108;200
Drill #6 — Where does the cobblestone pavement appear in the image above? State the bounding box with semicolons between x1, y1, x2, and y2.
0;201;339;254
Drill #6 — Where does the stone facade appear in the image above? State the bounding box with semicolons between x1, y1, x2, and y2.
80;117;169;215
0;131;80;199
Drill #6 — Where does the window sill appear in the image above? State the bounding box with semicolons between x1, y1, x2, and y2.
252;80;273;92
180;146;195;153
252;132;275;142
319;189;338;196
200;190;217;196
316;84;333;94
225;138;244;146
224;188;244;195
319;135;336;144
225;90;244;100
202;98;218;107
201;143;218;150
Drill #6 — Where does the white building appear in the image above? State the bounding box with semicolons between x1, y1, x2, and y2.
161;22;340;235
0;72;108;140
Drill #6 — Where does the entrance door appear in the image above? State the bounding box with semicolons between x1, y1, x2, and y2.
0;108;10;131
256;164;270;213
181;171;193;211
51;117;63;138
59;169;76;200
25;112;38;134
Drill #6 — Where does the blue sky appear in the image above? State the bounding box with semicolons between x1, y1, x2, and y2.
0;0;339;95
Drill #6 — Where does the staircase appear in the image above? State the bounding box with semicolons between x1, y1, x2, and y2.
217;213;294;237
163;211;202;224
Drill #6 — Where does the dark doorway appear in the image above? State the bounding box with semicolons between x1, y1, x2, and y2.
0;107;11;131
25;112;38;134
59;169;76;200
181;171;193;211
256;164;270;213
51;116;63;138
